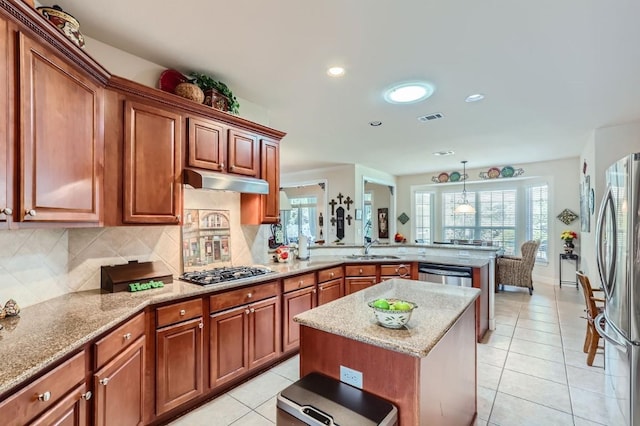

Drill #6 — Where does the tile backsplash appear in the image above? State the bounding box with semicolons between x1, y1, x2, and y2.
0;190;270;308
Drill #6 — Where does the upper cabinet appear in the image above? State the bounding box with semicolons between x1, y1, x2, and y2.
227;128;259;177
0;1;109;227
241;138;280;224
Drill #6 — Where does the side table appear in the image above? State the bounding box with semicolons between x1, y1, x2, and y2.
559;253;579;288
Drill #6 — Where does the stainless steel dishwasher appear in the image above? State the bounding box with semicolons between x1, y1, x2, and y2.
418;263;473;287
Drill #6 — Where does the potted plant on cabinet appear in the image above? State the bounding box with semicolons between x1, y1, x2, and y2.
188;72;240;115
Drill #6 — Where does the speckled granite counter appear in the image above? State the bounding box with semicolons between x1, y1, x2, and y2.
293;278;480;357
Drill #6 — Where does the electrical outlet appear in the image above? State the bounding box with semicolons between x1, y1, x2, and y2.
340;365;363;388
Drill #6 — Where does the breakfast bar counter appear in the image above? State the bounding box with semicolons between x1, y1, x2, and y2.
294;279;480;425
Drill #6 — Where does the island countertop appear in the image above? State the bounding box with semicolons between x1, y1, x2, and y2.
293;278;480;357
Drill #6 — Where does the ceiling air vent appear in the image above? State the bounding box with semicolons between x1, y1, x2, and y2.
417;112;444;122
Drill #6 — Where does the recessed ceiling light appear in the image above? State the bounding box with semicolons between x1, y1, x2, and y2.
432;150;455;156
327;66;345;77
369;121;382;127
384;82;435;104
465;93;485;102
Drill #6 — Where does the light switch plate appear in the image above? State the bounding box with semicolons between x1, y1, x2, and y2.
340;365;363;388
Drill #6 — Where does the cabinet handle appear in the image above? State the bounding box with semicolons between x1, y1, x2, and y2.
123;333;132;340
220;162;225;171
1;207;11;215
250;308;255;313
81;391;92;401
175;215;181;222
199;322;203;329
299;280;304;287
329;272;334;278
359;268;363;274
247;292;253;299
245;309;250;315
229;165;235;171
37;391;51;402
397;264;409;277
179;309;186;316
26;209;37;217
312;288;317;294
99;378;110;386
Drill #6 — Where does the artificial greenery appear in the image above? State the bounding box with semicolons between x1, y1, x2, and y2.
188;72;240;114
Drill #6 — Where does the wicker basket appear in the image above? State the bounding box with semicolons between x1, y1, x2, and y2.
174;83;205;104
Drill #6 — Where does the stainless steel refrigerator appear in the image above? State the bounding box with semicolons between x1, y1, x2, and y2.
595;152;640;426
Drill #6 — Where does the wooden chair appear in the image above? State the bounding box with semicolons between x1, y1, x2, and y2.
496;240;540;295
576;271;605;366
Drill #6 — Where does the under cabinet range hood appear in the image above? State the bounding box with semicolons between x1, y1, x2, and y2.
183;168;269;194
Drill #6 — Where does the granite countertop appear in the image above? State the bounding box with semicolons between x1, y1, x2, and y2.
293;278;480;358
0;255;489;396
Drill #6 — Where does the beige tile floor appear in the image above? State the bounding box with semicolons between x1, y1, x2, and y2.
170;281;621;426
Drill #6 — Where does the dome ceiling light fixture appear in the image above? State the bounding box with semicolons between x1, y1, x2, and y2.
327;66;345;77
454;160;476;214
432;150;455;156
384;81;435;104
369;121;382;127
465;93;485;103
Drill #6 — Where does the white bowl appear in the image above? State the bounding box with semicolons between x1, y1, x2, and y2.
367;299;418;329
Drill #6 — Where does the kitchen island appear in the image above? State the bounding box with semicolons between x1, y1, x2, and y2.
294;278;480;426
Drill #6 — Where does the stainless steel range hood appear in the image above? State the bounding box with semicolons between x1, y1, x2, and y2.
184;168;269;194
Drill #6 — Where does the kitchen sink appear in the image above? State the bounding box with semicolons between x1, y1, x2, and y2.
344;254;401;260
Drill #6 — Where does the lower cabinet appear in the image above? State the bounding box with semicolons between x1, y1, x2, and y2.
379;263;413;281
156;316;204;415
30;383;90;426
209;296;280;388
282;286;317;352
344;264;378;295
93;336;145;426
317;266;344;306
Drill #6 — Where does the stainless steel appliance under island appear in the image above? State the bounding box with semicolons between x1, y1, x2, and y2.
294;279;480;426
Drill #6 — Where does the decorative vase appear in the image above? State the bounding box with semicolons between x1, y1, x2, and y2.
563;239;575;254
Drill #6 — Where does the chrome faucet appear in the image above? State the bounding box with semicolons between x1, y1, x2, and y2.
364;239;379;255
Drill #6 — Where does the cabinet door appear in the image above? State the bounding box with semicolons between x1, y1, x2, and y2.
227;128;258;177
318;278;344;305
0;18;12;226
240;138;280;225
123;100;182;224
94;336;145;426
248;296;280;370
282;287;316;352
156;317;203;415
345;277;377;295
187;117;226;171
209;305;249;388
18;33;103;223
30;383;89;426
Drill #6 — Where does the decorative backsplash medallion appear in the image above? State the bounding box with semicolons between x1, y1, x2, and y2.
182;209;231;269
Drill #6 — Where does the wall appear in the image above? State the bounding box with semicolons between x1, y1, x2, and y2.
396;158;581;284
580;121;640;284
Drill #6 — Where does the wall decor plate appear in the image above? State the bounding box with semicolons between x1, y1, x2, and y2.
449;171;461;182
501;166;515;177
557;208;579;225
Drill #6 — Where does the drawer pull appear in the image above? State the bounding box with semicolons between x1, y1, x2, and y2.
329;272;334;278
245;309;250;315
179;309;186;316
100;378;110;386
250;308;255;313
123;333;132;340
312;288;317;294
247;292;253;299
359;268;363;274
37;391;51;402
81;391;92;401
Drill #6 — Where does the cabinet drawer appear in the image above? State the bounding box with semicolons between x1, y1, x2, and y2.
380;263;412;277
94;311;145;368
317;266;343;283
345;264;377;276
210;280;278;313
0;351;86;426
157;298;203;328
283;273;316;293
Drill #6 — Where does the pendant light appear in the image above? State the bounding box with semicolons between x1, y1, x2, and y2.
454;161;475;214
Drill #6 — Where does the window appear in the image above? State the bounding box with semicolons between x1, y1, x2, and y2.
414;191;433;243
526;185;549;262
442;189;517;253
364;192;373;242
282;197;317;243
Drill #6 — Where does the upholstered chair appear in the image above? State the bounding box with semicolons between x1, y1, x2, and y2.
496;240;541;295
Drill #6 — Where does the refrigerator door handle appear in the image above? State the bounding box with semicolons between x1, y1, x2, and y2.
594;313;632;351
595;186;616;299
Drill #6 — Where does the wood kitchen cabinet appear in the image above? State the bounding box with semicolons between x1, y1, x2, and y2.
17;31;103;223
92;312;146;426
29;383;90;426
379;263;413;281
123;100;182;224
317;266;344;306
227;128;259;177
345;264;378;295
155;299;204;416
209;281;280;388
0;17;12;228
241;138;280;224
282;273;317;353
187;116;226;171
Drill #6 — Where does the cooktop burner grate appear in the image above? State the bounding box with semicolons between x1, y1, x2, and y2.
180;266;273;286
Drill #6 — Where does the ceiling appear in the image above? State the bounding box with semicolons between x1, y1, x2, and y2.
52;0;640;176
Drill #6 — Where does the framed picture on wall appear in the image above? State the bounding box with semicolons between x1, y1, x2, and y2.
378;208;389;239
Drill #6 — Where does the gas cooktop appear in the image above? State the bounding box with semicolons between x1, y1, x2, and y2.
180;266;273;286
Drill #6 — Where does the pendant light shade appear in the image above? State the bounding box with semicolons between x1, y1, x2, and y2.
454;161;475;214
